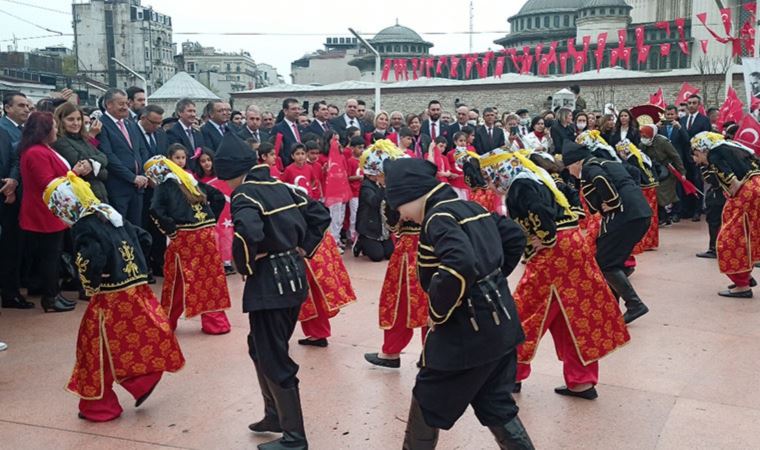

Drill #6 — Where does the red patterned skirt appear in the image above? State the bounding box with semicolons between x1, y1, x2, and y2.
299;233;357;322
379;232;429;329
717;176;760;274
514;228;630;366
470;188;502;214
67;284;185;399
161;227;232;318
632;186;659;254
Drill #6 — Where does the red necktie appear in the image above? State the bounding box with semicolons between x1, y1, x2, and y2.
292;123;301;143
431;122;437;140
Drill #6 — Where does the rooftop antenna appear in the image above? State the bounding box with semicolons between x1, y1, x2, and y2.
469;1;474;53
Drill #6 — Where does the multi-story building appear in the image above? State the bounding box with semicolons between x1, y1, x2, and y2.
255;63;285;87
73;0;175;93
291;36;362;85
175;41;259;101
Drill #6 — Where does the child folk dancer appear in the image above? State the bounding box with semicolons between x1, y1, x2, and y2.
479;149;629;400
214;133;331;450
363;140;430;368
616;139;660;252
563;142;651;324
691;132;760;298
145;155;232;335
383;158;534;450
46;173;184;422
195;147;236;274
353;142;395;261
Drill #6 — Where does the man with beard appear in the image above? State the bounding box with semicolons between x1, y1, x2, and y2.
421;100;446;142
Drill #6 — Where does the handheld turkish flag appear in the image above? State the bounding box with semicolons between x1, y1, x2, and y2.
717;87;745;131
649;88;666;108
323;139;351;207
675;82;701;106
735;114;760;156
667;164;702;196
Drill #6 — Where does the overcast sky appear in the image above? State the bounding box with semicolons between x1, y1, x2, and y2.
0;0;524;81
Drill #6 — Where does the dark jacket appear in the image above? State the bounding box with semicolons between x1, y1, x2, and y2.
607;126;641;148
706;143;760;195
680;113;712;138
550;122;576;154
98;114;150;200
167;121;206;151
356;179;387;240
640;134;684;206
238;126;269;144
0;130;19;210
659;122;696;181
53;133;109;202
580;157;652;235
474;125;506;154
269;120;303;167
149;181;225;237
417;184;526;370
230;164;331;312
200;121;229;151
71;214;151;296
139;127;169;157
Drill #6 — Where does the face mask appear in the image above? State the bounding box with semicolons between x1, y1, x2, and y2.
84;124;91;133
678;111;687;119
576;122;587;130
520;118;530;126
544;119;554;128
468;120;477;127
640;137;653;146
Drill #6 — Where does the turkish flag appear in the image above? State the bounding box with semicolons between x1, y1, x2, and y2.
655;21;671;38
649;88;666;108
465;55;475;78
744;2;757;17
411;58;420;80
735;114;760;156
449;56;460;78
697;12;731;44
400;59;409;80
573;53;585;74
675;18;686;41
635;26;645;50
567;38;577;56
700;40;709;54
610;48;620;66
617;29;627;48
436;56;447;75
538;55;550;76
741;21;756;55
494;56;505;78
595;32;608;72
548;41;559;64
393;59;402;81
717;86;745;131
559;52;568;74
752;96;760;112
425;58;434;77
660;43;671;57
638;45;651;64
679;41;690;55
535;43;543;61
675;82;701;106
521;53;534;75
582;35;591;54
719;8;733;36
621;47;632;69
381;59;392;81
508;48;521;71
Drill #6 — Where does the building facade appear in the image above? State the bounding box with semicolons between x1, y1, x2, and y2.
73;0;175;93
175;41;259;101
291;37;362;85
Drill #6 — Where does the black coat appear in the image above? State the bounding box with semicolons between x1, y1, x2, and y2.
201;121;229;151
238;126;269;144
607;126;640;147
167;122;206;151
329;114;366;140
139;127;169;157
230;165;331;312
550;122;576;154
473;125;506;154
98;114;150;200
269;120;303;167
305;120;331;137
149;181;224;237
71;214;151;296
0;130;19;210
52;133;110;202
356;179;387;240
680;113;712;138
417;184;526;371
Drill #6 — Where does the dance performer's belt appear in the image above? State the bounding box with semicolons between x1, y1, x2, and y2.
465;269;511;332
257;249;305;296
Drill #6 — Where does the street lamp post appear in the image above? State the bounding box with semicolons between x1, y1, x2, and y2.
111;57;147;91
348;28;381;112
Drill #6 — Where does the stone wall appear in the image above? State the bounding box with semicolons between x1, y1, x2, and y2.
231;73;746;117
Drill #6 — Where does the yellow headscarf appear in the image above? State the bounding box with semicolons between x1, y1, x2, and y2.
359;139;407;175
143;155;203;197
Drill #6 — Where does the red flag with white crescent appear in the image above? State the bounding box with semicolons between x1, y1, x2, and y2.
649;88;666;108
400;58;409;80
548;41;559;64
425;57;435;78
637;45;651;64
659;43;671;57
573;53;585;74
381;59;391;81
411;58;419;80
719;8;732;36
559;52;568;74
449;55;460;78
610;48;620;66
696;12;731;44
617;29;627;49
675;82;701;105
634;26;645;49
465;55;475;78
567;38;576;56
735;114;760;156
595;32;608;72
436;56;447;75
717;86;745;131
538;55;550;76
621;47;632;69
494;56;505;78
655;21;671;38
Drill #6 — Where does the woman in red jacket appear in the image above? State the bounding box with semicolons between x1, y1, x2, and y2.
19;112;90;312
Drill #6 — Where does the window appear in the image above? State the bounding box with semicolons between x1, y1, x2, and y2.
236;65;240;72
544;16;549;28
394;45;400;52
226;63;231;72
590;9;595;15
534;16;540;27
564;15;569;26
600;8;605;14
527;17;532;29
403;45;409;52
554;15;560;27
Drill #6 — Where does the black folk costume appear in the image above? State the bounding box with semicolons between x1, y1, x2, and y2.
215;132;331;450
563;142;651;324
384;158;534;450
45;173;184;422
144;156;232;334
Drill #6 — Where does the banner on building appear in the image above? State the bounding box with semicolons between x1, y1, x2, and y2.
741;57;760;110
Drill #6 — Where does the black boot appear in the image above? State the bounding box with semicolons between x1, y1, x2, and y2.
257;381;307;450
402;397;439;450
41;295;75;313
488;416;535;450
603;270;648;324
249;362;282;433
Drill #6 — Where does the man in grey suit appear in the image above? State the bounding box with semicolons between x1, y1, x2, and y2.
0;92;33;309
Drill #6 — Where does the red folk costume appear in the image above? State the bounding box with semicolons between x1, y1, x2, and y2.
691;133;760;292
482;150;629;391
145;157;232;335
298;233;357;339
44;173;184;422
616;140;660;253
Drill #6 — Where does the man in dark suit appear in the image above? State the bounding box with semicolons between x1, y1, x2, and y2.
98;88;150;226
421;100;447;142
660;105;693;224
447;104;470;147
201;100;231;151
474;107;506;154
330;98;365;140
238;106;269;144
270;97;303;167
167;98;206;170
0;92;32;309
306;101;331;137
679;94;711;221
